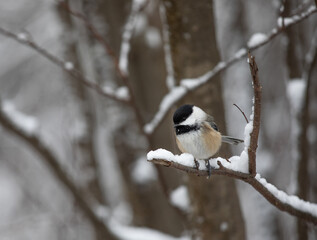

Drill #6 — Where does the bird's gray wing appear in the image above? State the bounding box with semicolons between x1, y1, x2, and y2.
222;136;244;145
206;115;218;131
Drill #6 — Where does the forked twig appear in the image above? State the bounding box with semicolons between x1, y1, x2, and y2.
233;103;249;123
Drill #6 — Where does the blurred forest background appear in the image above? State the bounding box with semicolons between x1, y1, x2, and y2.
0;0;317;239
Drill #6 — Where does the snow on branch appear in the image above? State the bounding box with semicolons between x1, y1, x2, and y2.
2;101;39;136
0;27;130;104
147;149;317;224
147;53;317;225
0;100;118;239
119;0;148;76
144;5;317;135
108;218;190;240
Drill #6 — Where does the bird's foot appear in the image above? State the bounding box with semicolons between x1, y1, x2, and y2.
194;159;200;170
205;160;211;179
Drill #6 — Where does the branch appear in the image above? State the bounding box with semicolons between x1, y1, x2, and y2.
0;27;129;104
0;101;118;240
247;53;261;176
144;5;317;135
59;0;147;135
233;104;249;123
147;150;317;225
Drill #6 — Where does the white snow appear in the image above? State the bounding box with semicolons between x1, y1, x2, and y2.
170;185;190;212
144;86;187;134
64;61;74;70
147;149;249;173
103;86;130;101
109;219;190;240
247;33;268;48
119;0;146;76
255;174;317;217
220;222;229;232
115;86;130;100
17;32;28;41
132;156;157;184
277;17;295;27
234;48;247;59
277;5;316;28
286;79;306;113
145;27;162;49
244;120;253;147
181;61;226;90
147;148;195;167
2;101;39;135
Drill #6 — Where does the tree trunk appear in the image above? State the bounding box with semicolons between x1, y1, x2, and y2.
162;0;245;239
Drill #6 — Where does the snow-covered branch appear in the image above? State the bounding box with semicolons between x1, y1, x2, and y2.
0;100;118;240
118;0;148;76
0;27;130;104
144;5;317;135
146;51;317;225
247;53;261;176
147;148;317;225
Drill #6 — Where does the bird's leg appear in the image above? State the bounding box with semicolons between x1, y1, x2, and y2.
205;159;211;178
194;159;200;170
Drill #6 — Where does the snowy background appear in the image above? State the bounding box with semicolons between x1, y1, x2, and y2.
0;0;317;240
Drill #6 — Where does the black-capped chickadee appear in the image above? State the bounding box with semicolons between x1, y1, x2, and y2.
173;104;243;174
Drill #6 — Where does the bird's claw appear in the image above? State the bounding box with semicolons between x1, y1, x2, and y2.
194;159;200;170
205;160;211;178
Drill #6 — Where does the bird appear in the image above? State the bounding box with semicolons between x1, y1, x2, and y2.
173;104;243;176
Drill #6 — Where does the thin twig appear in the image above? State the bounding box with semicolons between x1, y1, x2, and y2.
0;27;129;104
247;53;261;176
233;103;249;123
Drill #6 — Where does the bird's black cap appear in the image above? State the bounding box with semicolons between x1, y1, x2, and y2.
173;104;193;125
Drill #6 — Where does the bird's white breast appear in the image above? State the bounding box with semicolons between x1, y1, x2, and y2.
176;123;222;160
176;130;209;160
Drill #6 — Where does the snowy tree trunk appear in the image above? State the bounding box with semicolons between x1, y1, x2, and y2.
162;0;246;239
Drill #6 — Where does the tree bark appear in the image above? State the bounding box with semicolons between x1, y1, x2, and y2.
98;0;185;235
162;0;245;239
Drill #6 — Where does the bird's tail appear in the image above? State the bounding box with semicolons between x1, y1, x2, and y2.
222;136;244;145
